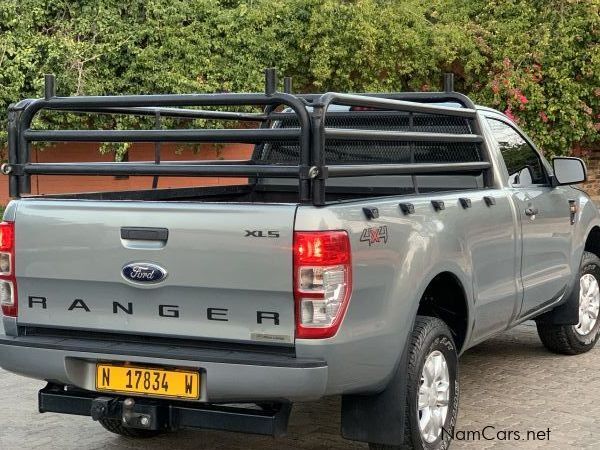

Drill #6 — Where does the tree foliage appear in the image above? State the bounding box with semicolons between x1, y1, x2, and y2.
0;0;598;155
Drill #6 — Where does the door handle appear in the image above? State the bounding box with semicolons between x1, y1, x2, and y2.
525;207;539;217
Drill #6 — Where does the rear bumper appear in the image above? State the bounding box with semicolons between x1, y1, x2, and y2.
0;334;328;402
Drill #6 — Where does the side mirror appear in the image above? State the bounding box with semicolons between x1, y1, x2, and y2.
509;166;533;187
552;157;587;185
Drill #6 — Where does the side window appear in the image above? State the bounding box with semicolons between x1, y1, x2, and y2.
486;118;547;187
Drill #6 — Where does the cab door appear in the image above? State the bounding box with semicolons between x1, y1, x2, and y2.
486;117;574;318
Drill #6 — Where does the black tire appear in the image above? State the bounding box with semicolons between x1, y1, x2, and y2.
536;251;600;355
98;417;164;438
370;316;459;450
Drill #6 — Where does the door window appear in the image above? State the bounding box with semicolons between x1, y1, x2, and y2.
486;118;547;187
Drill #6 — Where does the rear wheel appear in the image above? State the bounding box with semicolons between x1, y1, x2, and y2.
369;316;459;450
537;251;600;355
98;417;164;438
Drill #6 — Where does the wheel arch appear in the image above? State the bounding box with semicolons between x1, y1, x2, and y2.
341;266;470;446
584;226;600;260
536;224;600;326
416;271;470;353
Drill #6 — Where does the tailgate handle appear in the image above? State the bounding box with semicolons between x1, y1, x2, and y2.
121;227;169;241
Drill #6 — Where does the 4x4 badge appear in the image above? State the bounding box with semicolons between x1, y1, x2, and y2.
360;226;388;246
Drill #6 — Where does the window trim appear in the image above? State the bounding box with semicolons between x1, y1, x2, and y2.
483;114;550;187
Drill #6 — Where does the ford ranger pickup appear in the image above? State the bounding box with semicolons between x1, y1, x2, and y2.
0;70;598;449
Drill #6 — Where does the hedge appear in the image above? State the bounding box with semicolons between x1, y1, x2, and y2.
0;0;597;155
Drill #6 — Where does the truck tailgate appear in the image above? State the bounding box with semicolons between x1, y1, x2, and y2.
14;200;297;345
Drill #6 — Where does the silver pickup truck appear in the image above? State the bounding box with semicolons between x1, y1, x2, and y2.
0;71;599;450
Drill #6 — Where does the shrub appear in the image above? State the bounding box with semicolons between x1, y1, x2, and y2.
0;0;597;155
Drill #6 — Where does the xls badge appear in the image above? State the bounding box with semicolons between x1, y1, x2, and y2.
360;226;389;246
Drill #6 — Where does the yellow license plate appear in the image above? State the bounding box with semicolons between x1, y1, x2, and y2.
96;364;200;400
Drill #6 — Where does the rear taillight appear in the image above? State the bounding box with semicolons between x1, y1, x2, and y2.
0;222;16;317
293;231;352;339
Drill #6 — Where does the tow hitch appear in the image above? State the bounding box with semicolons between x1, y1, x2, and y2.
90;397;159;430
39;383;292;436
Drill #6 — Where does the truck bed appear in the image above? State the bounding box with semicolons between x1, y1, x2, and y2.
26;173;483;204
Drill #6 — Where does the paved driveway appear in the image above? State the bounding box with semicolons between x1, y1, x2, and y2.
1;323;598;449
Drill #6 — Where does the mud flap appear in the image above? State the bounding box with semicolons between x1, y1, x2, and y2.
535;278;580;325
341;341;408;446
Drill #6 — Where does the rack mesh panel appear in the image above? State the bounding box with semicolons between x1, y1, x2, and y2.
261;111;481;165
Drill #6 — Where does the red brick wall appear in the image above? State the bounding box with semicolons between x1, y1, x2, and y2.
2;143;598;204
574;144;600;202
0;143;253;204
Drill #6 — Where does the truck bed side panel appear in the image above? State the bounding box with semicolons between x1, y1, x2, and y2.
294;189;519;394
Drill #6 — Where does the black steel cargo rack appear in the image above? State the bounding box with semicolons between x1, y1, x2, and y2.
4;69;493;206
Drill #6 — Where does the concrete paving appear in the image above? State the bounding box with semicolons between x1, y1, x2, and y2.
0;323;598;449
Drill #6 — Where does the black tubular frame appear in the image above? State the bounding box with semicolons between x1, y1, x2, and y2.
5;69;494;206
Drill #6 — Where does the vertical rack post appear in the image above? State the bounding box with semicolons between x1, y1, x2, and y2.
311;104;326;206
265;68;277;96
44;74;56;100
7;107;19;198
18;134;31;194
283;77;293;94
443;73;454;93
283;75;308;202
152;110;161;189
409;111;419;194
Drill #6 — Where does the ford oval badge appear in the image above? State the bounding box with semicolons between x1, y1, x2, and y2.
122;262;167;284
